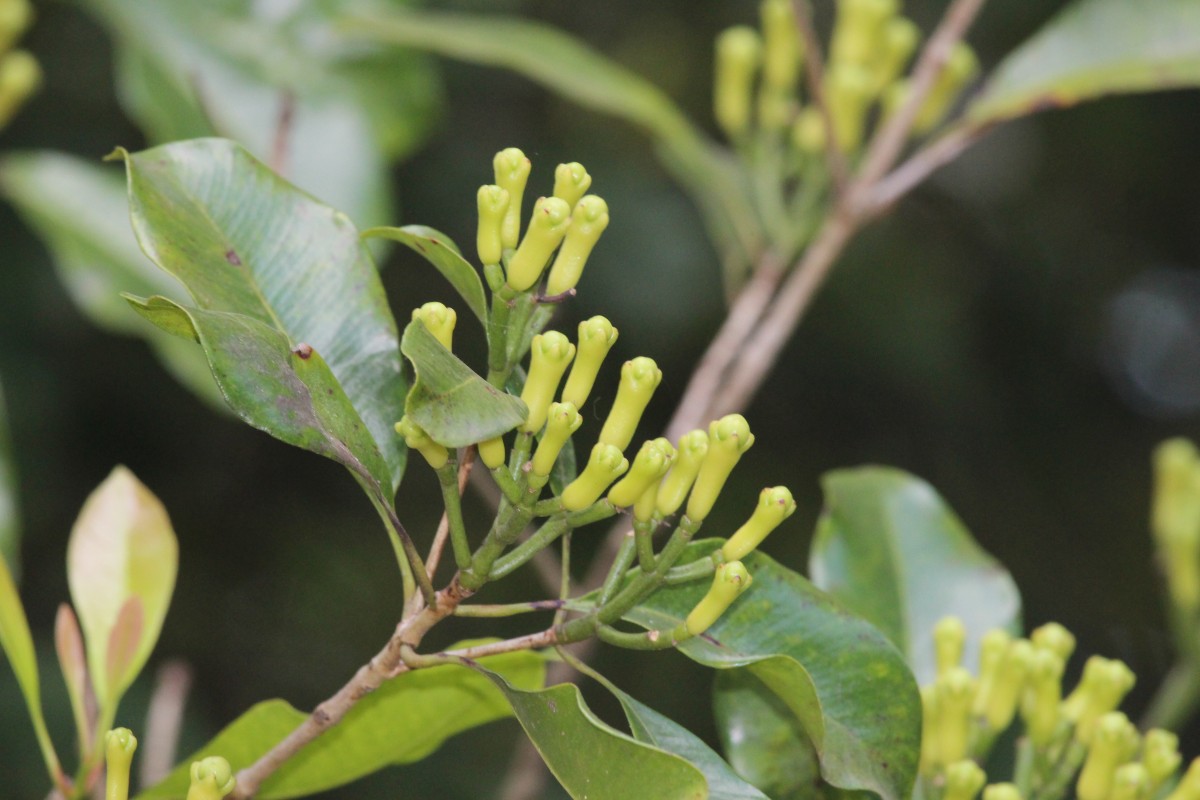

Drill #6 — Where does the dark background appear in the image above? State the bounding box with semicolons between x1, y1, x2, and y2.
2;0;1200;797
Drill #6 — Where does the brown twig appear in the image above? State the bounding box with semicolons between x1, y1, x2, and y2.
791;0;849;193
140;660;194;789
269;91;296;176
865;123;986;216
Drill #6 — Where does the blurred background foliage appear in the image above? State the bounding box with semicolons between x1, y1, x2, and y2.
1;0;1199;797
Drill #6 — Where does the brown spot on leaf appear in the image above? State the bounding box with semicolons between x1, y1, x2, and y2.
293;343;313;359
225;249;242;266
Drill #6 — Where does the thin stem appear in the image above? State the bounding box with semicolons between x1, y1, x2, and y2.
268;91;296;176
487;291;515;386
427;449;475;578
380;497;437;608
454;599;566;618
635;518;657;573
1141;660;1200;731
490;517;570;580
140;661;193;789
665;557;715;585
491;466;523;505
436;458;472;571
368;492;416;605
596;624;684;651
442;629;562;660
865;123;985;216
599;534;638;607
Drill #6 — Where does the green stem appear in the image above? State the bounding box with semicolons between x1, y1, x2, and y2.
664;557;716;585
509;431;534;478
437;461;471;570
599;535;638;606
1014;737;1035;798
461;499;535;591
634;518;657;573
1141;659;1200;730
596;624;685;650
454;599;566;618
490;517;571;580
368;492;415;604
487;291;515;386
491;466;523;504
557;529;572;627
505;293;537;365
1032;739;1087;800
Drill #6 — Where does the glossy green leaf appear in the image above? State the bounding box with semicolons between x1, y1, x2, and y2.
117;138;407;493
0;152;224;408
714;670;822;800
483;669;708;800
967;0;1200;125
81;0;440;228
0;377;16;571
623;542;921;800
809;467;1021;685
610;682;767;800
362;225;488;324
125;295;393;495
136;642;545;799
350;8;761;269
66;466;178;708
401;320;527;447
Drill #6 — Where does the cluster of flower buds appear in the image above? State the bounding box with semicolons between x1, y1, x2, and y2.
104;728;236;800
919;617;1198;800
1152;438;1200;612
0;0;39;130
713;0;978;155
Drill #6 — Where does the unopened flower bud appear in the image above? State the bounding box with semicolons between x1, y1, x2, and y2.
1143;729;1182;791
760;0;803;94
531;402;582;477
1078;713;1140;800
546;195;609;296
872;17;920;93
831;0;898;69
1112;765;1152;800
936;667;976;766
914;43;979;134
506;196;572;292
188;756;236;800
683;560;753;636
520;332;575;434
0;49;41;129
609;438;676;508
920;684;940;772
713;26;761;140
1064;657;1136;744
106;728;138;800
826;63;874;151
561;316;618;409
721;486;796;561
687;415;755;522
1031;622;1076;662
972;629;1012;718
412;302;456;351
476;184;511;266
553;162;592;210
396;416;449;470
598;357;662;451
933;616;966;677
982;784;1022;800
1020;648;1064;746
478;436;506;470
633;483;659;522
656;429;710;517
1166;758;1200;800
493;147;531;250
944;760;987;800
981;639;1034;732
0;0;33;54
561;443;628;511
792;106;826;156
1152;439;1200;610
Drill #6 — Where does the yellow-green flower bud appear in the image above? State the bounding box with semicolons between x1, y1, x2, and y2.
106;728;137;800
684;560;753;636
933;616;966;677
826;63;874;151
760;0;802;94
562;443;629;511
944;760;987;800
0;49;41;129
914;43;980;134
1143;729;1182;791
721;485;796;562
412;301;456;351
520;332;576;434
872;17;920;94
395;416;449;470
553;162;592;210
0;0;33;54
1020;648;1064;746
1152;439;1200;610
936;667;976;766
687;415;755;522
920;684;940;773
1064;657;1136;744
656;429;710;517
1166;758;1200;800
1031;622;1076;662
972;629;1012;718
476;184;510;266
791;106;826;156
187;756;236;800
1112;764;1152;800
478;436;506;470
980;639;1034;732
562;315;618;409
531;402;582;478
598;357;662;451
493;147;531;250
633;483;659;523
507;196;572;292
1078;713;1140;800
982;784;1022;800
546;195;609;296
609;438;676;508
714;26;762;140
831;0;898;70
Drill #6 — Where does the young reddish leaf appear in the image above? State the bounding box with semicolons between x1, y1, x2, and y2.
67;466;178;710
55;603;95;754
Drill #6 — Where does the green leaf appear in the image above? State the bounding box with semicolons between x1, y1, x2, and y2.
401;320;527;447
66;466;178;709
136;641;545;799
116;138;408;494
714;670;822;800
349;8;761;269
125;295;394;495
809;467;1021;686
482;669;708;800
0;377;17;571
611;683;767;800
623;543;921;800
362;225;489;324
967;0;1200;125
81;0;440;228
0;151;224;409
